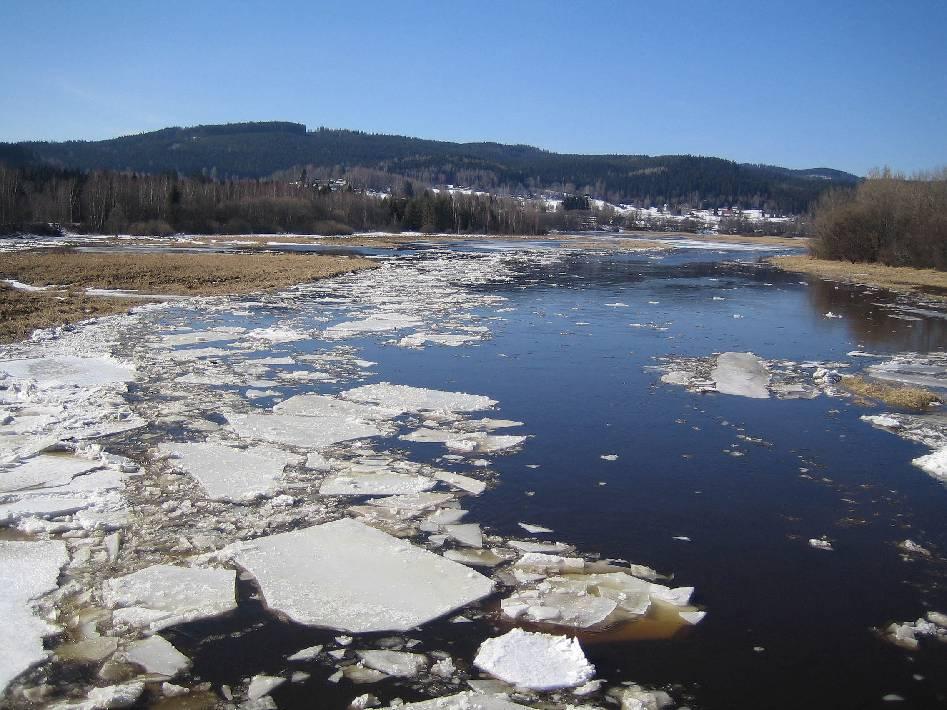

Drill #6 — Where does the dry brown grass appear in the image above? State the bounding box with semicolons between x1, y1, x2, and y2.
841;375;942;410
770;255;947;298
0;250;375;343
0;285;137;343
0;251;375;296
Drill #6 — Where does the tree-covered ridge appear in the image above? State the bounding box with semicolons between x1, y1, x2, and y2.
10;122;859;214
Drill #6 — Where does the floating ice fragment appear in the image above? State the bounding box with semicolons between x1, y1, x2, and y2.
85;681;145;708
123;635;190;677
711;352;770;399
600;454;618;461
0;454;103;494
861;415;902;430
226;518;493;632
444;523;483;548
809;538;834;551
325;314;422;338
357;650;427;677
0;540;69;693
227;412;382;449
320;471;436;496
912;447;947;481
433;470;487;495
287;644;323;661
103;564;237;631
0;356;136;388
518;522;553;534
473;628;595;691
158;442;300;502
342;383;496;414
247;674;286;700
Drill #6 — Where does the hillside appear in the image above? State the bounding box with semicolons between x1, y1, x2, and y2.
9;122;859;213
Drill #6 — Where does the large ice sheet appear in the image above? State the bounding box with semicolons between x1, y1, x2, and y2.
157;442;300;501
227;518;494;632
710;352;770;399
227;412;382;449
325;314;422;338
0;454;102;494
0;356;136;388
341;384;496;414
0;540;68;693
319;472;436;496
103;564;237;631
273;393;393;420
473;628;595;691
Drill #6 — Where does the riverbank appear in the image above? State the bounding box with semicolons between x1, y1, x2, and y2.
769;255;947;298
0;251;375;342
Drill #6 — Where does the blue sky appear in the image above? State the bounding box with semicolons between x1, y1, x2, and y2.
1;0;944;176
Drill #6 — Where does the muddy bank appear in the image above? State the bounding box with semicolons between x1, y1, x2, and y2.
771;255;947;298
0;252;376;343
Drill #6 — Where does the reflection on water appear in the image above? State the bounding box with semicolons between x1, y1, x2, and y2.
803;277;947;351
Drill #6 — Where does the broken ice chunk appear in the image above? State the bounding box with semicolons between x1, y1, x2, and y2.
0;356;136;388
227;412;382;449
711;352;770;399
103;564;236;631
518;522;553;534
123;635;191;678
157;442;300;502
226;518;493;632
356;650;428;678
0;540;69;694
319;472;436;496
444;523;483;548
341;383;496;415
0;454;103;494
473;628;595;690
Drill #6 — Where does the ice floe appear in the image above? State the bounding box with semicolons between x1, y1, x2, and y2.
0;540;69;693
157;441;301;501
103;564;236;631
473;628;595;690
226;518;494;632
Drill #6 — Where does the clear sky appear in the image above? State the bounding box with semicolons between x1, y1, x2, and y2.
1;0;944;176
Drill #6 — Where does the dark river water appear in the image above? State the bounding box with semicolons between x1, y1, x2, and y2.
160;245;947;710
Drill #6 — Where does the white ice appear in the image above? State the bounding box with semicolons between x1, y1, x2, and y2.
384;692;529;709
123;635;191;677
341;383;496;415
356;650;428;677
319;472;436;496
157;442;301;502
227;412;382;449
103;564;237;631
226;518;493;632
0;356;135;389
0;540;69;693
473;628;595;691
711;352;770;399
0;454;102;494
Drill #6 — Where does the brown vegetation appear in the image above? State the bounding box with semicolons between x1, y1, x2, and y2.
809;170;947;269
769;254;947;298
0;251;375;342
841;375;941;410
0;251;375;296
0;285;136;343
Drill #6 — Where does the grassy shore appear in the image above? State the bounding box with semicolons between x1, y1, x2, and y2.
770;255;947;298
0;251;375;343
841;375;941;410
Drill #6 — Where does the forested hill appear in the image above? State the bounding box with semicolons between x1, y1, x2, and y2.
10;121;859;213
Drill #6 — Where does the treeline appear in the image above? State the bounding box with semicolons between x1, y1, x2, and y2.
810;169;947;269
0;164;558;236
13;122;859;214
